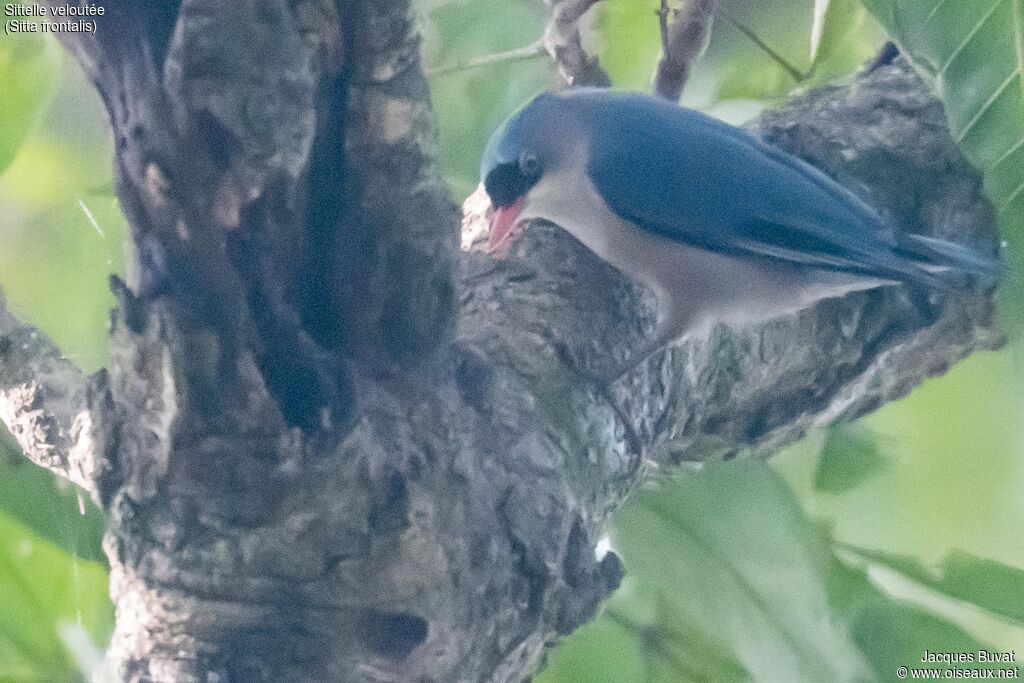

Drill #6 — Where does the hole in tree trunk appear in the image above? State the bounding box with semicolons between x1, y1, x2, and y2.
359;611;428;660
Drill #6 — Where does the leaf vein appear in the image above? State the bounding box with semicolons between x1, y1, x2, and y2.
956;70;1017;143
999;0;1024;211
985;133;1024;173
911;0;952;46
1000;175;1024;212
645;504;827;670
938;0;1006;79
1012;0;1024;132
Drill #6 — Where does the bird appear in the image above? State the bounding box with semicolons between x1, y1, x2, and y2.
479;88;999;381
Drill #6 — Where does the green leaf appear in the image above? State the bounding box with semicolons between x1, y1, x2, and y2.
0;32;61;176
697;0;819;103
542;460;1006;682
0;189;127;371
594;0;663;91
608;461;872;682
595;0;810;101
828;556;991;678
541;580;752;683
860;0;1024;246
810;0;884;82
538;599;648;683
0;436;105;563
712;0;882;103
827;544;995;679
842;544;1024;627
811;0;833;63
0;508;112;681
814;425;887;493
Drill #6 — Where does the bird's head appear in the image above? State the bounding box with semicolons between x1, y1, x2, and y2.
479;92;576;253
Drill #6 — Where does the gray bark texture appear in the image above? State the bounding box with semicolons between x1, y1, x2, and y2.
0;1;1002;681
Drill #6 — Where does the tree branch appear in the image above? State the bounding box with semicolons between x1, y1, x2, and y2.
428;1;610;89
32;0;1002;678
0;291;100;495
339;0;460;362
653;0;718;101
543;0;611;87
427;40;547;78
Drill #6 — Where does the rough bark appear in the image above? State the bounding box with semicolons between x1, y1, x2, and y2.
653;0;717;101
0;2;1001;681
543;0;611;87
0;291;100;493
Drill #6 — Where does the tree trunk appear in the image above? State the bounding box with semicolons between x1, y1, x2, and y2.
0;2;1000;681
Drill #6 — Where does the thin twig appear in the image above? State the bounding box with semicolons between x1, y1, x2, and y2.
543;0;611;87
657;0;671;59
653;0;717;101
427;41;547;77
726;14;809;83
438;1;610;87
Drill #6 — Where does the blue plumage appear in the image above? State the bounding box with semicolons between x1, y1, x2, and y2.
575;90;992;287
478;88;998;377
482;89;997;287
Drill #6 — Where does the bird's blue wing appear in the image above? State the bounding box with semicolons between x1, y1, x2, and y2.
578;92;954;286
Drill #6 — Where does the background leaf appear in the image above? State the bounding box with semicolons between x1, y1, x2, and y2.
592;0;664;92
810;0;882;81
814;425;887;493
542;461;1004;682
594;0;884;118
423;0;552;194
0;435;105;563
0;509;112;681
810;0;833;63
859;0;1024;271
827;549;995;679
0;31;61;177
843;545;1024;627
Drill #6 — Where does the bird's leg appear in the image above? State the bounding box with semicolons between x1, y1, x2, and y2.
598;328;679;386
550;322;686;475
552;341;646;471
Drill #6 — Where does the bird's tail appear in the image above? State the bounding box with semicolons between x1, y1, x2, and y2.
897;233;1001;290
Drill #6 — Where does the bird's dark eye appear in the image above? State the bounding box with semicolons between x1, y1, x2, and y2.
518;152;541;178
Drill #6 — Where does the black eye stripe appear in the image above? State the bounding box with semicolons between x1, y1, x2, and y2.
484;162;538;208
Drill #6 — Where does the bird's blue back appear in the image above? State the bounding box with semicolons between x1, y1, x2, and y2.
560;89;995;285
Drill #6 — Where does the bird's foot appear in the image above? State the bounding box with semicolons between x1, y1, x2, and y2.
598;332;677;386
552;342;646;471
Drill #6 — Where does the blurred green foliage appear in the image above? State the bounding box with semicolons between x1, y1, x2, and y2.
813;425;887;494
422;0;552;194
0;436;104;564
1;28;120;680
0;31;59;177
0;507;111;682
1;1;1023;680
595;0;884;115
542;460;1010;682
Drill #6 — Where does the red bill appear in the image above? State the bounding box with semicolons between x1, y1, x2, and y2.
487;197;526;254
